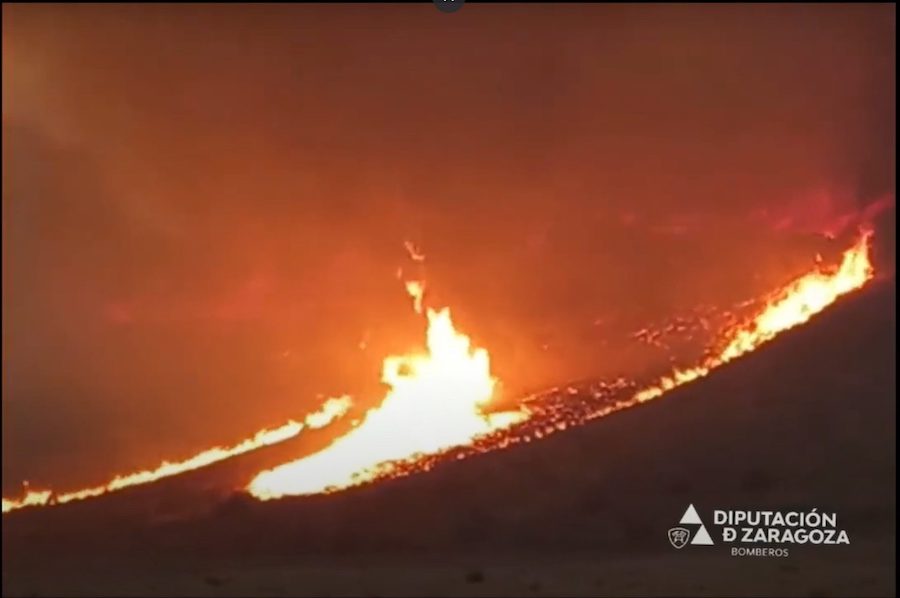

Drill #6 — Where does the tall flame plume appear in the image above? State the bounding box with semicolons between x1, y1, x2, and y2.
249;229;876;499
1;230;878;512
247;281;527;499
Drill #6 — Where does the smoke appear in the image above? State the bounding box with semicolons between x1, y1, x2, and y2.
2;4;894;491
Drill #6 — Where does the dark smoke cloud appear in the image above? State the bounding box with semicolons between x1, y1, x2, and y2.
2;4;894;491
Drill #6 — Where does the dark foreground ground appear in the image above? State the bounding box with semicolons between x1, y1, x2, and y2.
2;279;895;597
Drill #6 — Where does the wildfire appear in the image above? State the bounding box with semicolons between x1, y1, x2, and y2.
631;229;874;403
1;230;878;512
247;281;528;499
249;229;876;499
1;396;352;514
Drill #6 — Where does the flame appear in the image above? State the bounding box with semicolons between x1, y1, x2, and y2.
403;240;426;262
249;230;876;499
405;280;425;314
2;231;877;511
632;229;874;403
1;396;352;514
0;488;52;514
247;282;527;499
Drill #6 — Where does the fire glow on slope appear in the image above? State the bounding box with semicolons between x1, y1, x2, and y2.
1;396;352;514
247;282;528;499
630;229;875;403
1;231;877;512
249;230;876;499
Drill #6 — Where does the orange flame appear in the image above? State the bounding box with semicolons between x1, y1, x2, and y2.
247;282;528;499
1;396;352;514
405;280;426;315
403;240;426;262
2;231;877;512
249;230;876;499
632;229;874;403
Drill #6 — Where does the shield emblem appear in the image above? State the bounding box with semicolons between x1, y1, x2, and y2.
668;526;690;549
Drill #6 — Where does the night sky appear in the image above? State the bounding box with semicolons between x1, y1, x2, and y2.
2;4;894;492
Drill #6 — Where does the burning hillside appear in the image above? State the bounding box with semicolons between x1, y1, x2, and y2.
247;229;876;499
1;397;351;513
0;229;877;514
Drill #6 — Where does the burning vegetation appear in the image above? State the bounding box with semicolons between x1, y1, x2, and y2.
1;229;877;513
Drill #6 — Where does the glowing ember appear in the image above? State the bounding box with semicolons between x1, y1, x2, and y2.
1;396;351;514
247;281;528;499
1;230;877;512
249;230;876;499
631;229;874;403
404;240;426;263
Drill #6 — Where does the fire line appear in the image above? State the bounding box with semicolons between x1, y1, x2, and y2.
246;229;875;500
1;396;352;514
1;230;876;513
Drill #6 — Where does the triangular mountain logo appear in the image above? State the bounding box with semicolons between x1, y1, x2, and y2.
691;523;714;545
668;504;714;548
679;504;703;525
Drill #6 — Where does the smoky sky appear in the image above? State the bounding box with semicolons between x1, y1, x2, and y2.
2;3;895;492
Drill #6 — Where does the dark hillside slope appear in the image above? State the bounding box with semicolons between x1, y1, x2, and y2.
3;280;893;568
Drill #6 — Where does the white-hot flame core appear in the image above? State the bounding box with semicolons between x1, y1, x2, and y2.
247;293;527;499
250;230;877;499
3;231;877;512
